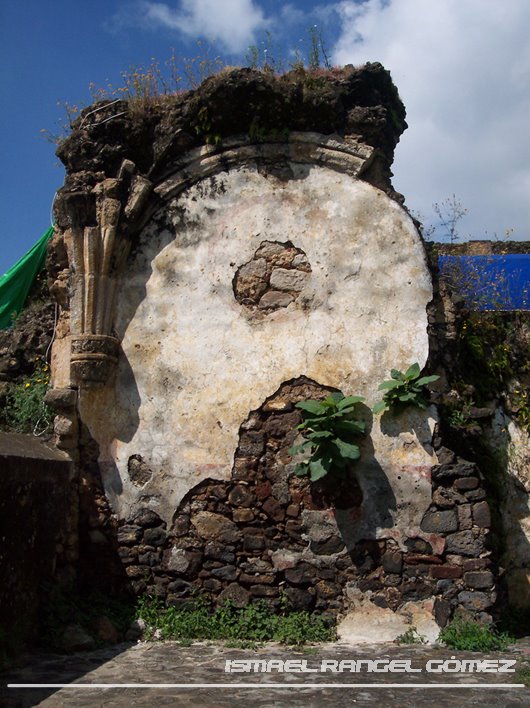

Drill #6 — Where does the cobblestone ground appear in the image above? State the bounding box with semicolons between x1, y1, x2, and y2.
2;639;529;707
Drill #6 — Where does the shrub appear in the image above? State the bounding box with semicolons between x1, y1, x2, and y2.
2;356;53;434
396;626;427;644
136;595;336;645
373;363;439;415
288;392;365;482
439;617;512;652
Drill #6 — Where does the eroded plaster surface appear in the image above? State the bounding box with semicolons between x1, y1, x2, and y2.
490;409;530;606
78;163;435;526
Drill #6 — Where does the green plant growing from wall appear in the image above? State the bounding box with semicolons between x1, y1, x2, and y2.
439;617;512;652
2;356;53;434
395;626;427;645
373;363;439;415
289;392;365;482
192;106;222;146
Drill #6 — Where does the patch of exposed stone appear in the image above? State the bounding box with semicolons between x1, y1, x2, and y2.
113;378;495;623
233;241;311;312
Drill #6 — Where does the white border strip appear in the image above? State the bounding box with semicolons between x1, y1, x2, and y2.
8;683;526;689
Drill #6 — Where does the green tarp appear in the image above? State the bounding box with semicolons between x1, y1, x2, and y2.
0;227;54;329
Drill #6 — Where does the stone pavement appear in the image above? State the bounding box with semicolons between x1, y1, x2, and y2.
1;639;529;707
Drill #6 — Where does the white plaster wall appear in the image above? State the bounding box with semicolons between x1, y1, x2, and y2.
79;163;435;527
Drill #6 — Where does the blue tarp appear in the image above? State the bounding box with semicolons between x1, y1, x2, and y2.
439;254;530;311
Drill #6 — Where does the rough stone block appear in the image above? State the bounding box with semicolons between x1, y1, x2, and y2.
202;578;222;592
258;290;294;309
232;508;255;523
239;572;275;585
117;525;142;545
192;511;241;544
472;501;491;528
310;535;346;555
269;268;309;292
204;542;235;563
285;562;317;585
262;497;286;522
433;598;452;627
250;585;279;597
143;527;167;546
217;583;250;607
464;571;494;589
131;508;165;528
457;504;473;530
240;559;273;574
228;485;256;507
405;537;433;554
430;565;463;579
465;488;487;501
445;530;485;557
432;463;479;481
243;529;266;550
165;548;201;574
406;554;443;565
238;432;265;457
454;477;479;491
457;591;493;612
462;558;489;572
210;565;237;582
44;388;77;410
420;509;458;533
432;487;458;509
436;447;456;465
284;586;315;611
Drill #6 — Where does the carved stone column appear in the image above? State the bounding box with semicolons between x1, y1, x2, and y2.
61;165;152;387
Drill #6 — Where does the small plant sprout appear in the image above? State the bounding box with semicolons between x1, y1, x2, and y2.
396;626;427;645
373;363;439;415
289;392;365;482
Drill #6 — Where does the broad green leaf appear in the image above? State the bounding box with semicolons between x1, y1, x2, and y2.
332;438;361;460
288;441;312;456
322;394;340;409
334;405;355;416
308;457;330;481
334;420;365;436
294;462;309;477
398;392;415;402
298;414;330;428
390;369;403;380
329;392;344;404
295;400;326;415
307;430;333;440
404;363;421;380
416;374;440;386
372;400;387;414
378;379;400;390
337;395;365;410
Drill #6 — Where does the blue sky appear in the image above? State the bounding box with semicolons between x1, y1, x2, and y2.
1;0;529;276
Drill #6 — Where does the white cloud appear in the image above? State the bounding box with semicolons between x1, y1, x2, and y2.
331;0;530;239
141;0;269;53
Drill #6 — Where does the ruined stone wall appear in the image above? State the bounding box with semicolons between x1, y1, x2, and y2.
427;246;530;614
44;66;503;636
